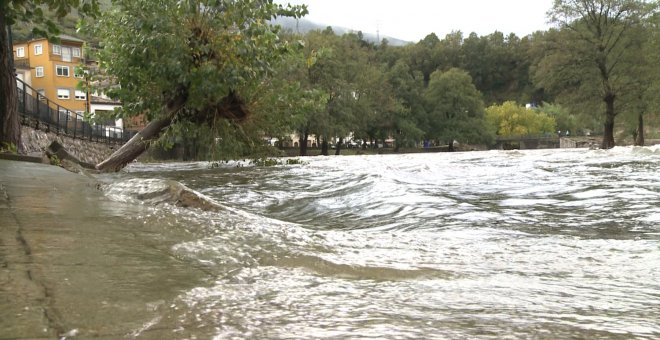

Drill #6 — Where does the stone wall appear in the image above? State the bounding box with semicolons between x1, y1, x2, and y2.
19;125;119;165
560;137;601;149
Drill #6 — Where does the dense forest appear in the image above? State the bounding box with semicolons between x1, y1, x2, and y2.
4;0;659;165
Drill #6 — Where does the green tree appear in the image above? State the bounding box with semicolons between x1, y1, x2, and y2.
1;0;99;150
302;30;385;155
620;11;660;145
537;0;658;149
485;101;556;137
424;68;493;150
383;60;425;149
461;32;533;105
298;29;340;155
409;33;442;86
540;102;578;135
90;0;306;170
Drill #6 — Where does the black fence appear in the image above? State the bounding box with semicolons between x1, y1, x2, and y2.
16;78;134;144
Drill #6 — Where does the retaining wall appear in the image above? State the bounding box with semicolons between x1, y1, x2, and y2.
19;125;119;165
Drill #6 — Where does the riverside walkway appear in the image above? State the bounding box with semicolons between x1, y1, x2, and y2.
0;160;103;338
0;159;204;338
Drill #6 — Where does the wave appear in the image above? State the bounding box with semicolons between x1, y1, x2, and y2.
102;178;225;212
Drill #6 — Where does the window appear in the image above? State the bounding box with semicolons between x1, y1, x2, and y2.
35;66;44;78
57;89;70;100
34;44;43;55
72;47;81;58
61;46;72;62
52;44;61;55
75;90;87;100
56;65;69;77
15;47;25;58
74;68;85;79
37;89;46;101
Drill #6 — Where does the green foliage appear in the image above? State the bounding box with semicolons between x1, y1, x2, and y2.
424;68;494;144
9;0;655;157
91;0;305;117
539;102;577;134
536;0;659;146
49;154;61;166
461;31;531;104
251;158;280;166
87;0;306;159
0;142;18;154
485;101;556;137
3;0;100;38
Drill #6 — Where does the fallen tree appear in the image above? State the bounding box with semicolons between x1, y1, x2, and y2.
90;0;307;172
96;110;180;172
96;89;251;172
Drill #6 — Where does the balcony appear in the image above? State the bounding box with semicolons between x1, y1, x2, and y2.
14;59;30;69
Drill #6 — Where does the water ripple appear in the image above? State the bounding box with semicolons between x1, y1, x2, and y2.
99;146;660;338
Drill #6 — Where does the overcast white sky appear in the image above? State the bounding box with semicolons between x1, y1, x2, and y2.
276;0;555;42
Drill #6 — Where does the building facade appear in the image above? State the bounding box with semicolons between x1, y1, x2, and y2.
13;34;88;114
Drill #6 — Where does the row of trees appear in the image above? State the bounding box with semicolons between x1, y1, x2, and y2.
1;0;658;170
268;0;659;155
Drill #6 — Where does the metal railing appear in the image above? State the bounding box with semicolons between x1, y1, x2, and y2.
16;78;134;144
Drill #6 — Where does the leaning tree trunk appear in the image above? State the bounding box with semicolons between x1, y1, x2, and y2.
334;137;343;155
602;94;616;149
634;113;644;146
96;92;187;172
0;16;21;150
96;116;174;172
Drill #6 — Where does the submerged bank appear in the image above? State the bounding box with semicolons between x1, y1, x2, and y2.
0;160;209;338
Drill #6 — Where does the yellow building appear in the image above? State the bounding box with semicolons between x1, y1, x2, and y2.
13;34;88;114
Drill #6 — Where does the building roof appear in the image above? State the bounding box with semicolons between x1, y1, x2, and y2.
58;34;85;44
15;34;86;45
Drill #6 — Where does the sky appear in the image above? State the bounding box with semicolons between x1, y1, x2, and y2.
276;0;556;42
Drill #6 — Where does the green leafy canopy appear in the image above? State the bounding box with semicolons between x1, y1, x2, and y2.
90;0;307;120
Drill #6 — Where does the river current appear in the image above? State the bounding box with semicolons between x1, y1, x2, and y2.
92;146;660;339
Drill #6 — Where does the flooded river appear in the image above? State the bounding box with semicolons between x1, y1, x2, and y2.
1;146;659;339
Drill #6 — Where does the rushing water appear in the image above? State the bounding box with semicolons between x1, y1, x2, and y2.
4;147;657;339
91;146;659;339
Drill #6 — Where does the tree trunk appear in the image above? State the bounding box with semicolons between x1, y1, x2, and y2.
321;139;329;156
299;130;308;156
601;95;616;149
635;113;644;146
335;137;343;155
95;116;173;172
447;140;455;152
0;17;21;150
96;91;187;172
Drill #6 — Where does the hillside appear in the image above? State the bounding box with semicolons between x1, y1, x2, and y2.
273;17;412;46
